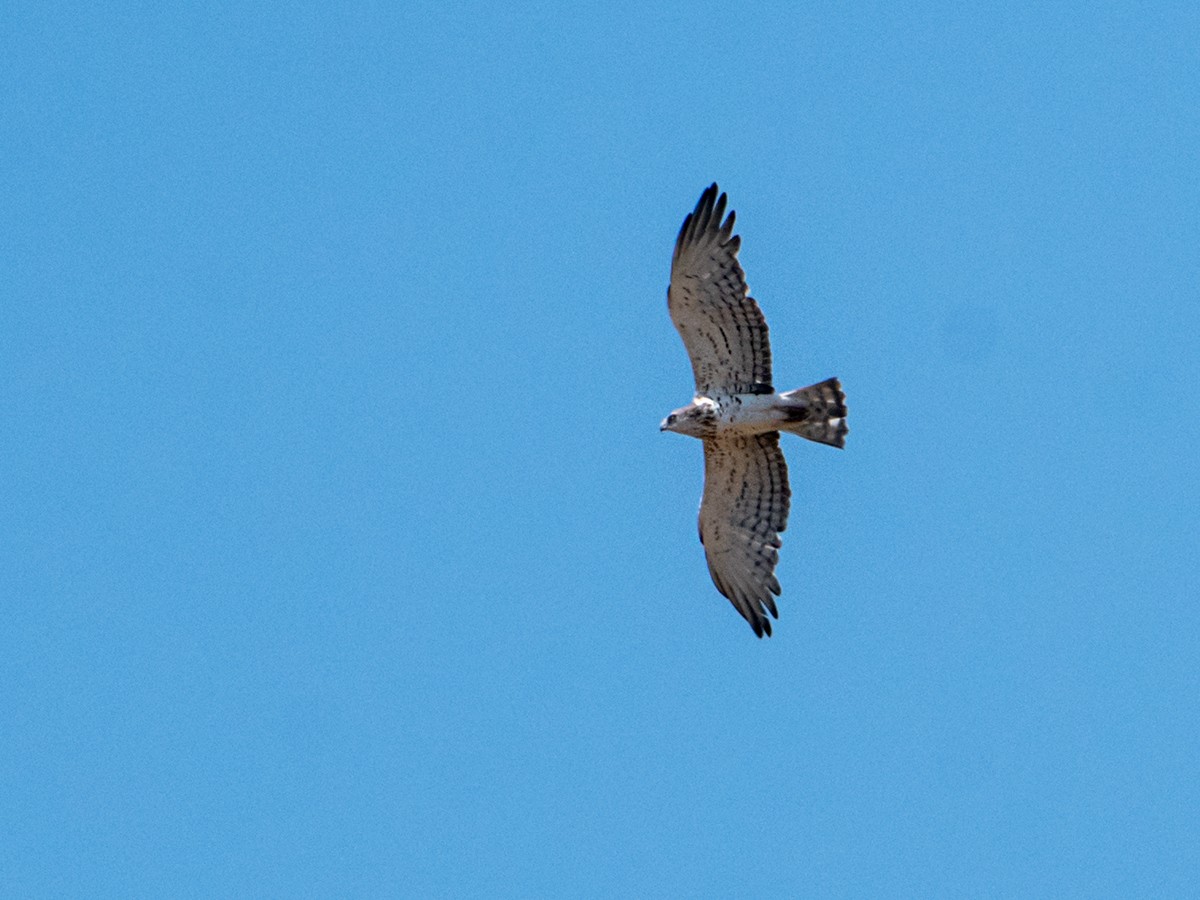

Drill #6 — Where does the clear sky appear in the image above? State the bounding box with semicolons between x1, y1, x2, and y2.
4;2;1198;897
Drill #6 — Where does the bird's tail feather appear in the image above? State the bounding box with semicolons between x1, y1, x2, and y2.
777;378;848;448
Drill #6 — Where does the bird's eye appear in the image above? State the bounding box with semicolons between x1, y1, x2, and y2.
667;414;677;424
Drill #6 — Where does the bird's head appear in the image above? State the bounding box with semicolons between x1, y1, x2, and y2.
660;400;717;438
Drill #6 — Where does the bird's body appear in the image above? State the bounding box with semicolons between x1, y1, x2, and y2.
663;392;776;439
661;184;847;637
664;381;848;444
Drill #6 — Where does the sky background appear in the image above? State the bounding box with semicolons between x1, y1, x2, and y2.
3;2;1198;897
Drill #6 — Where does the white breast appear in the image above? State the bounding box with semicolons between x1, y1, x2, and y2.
709;392;786;435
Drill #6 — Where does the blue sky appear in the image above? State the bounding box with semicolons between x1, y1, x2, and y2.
4;2;1198;896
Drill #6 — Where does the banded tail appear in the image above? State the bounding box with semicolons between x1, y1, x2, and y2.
778;378;848;448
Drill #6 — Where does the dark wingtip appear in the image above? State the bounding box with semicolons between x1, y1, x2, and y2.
676;184;735;254
675;212;693;249
747;606;769;638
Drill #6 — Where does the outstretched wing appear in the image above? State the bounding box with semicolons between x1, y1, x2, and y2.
668;184;774;396
699;433;791;637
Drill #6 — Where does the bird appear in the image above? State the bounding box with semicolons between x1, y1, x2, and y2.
660;184;847;637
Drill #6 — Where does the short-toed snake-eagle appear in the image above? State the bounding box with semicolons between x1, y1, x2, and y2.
661;184;848;637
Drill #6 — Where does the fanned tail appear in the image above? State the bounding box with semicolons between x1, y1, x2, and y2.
777;378;848;448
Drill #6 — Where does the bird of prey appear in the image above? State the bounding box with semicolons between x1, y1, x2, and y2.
660;184;847;637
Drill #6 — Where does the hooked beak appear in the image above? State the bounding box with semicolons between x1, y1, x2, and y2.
659;420;668;432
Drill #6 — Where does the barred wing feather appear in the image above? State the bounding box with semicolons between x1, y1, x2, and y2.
668;184;774;396
699;433;791;637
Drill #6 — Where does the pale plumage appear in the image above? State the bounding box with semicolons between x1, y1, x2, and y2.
661;184;847;637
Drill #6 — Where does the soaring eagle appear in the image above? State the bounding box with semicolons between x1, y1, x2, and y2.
661;184;847;637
